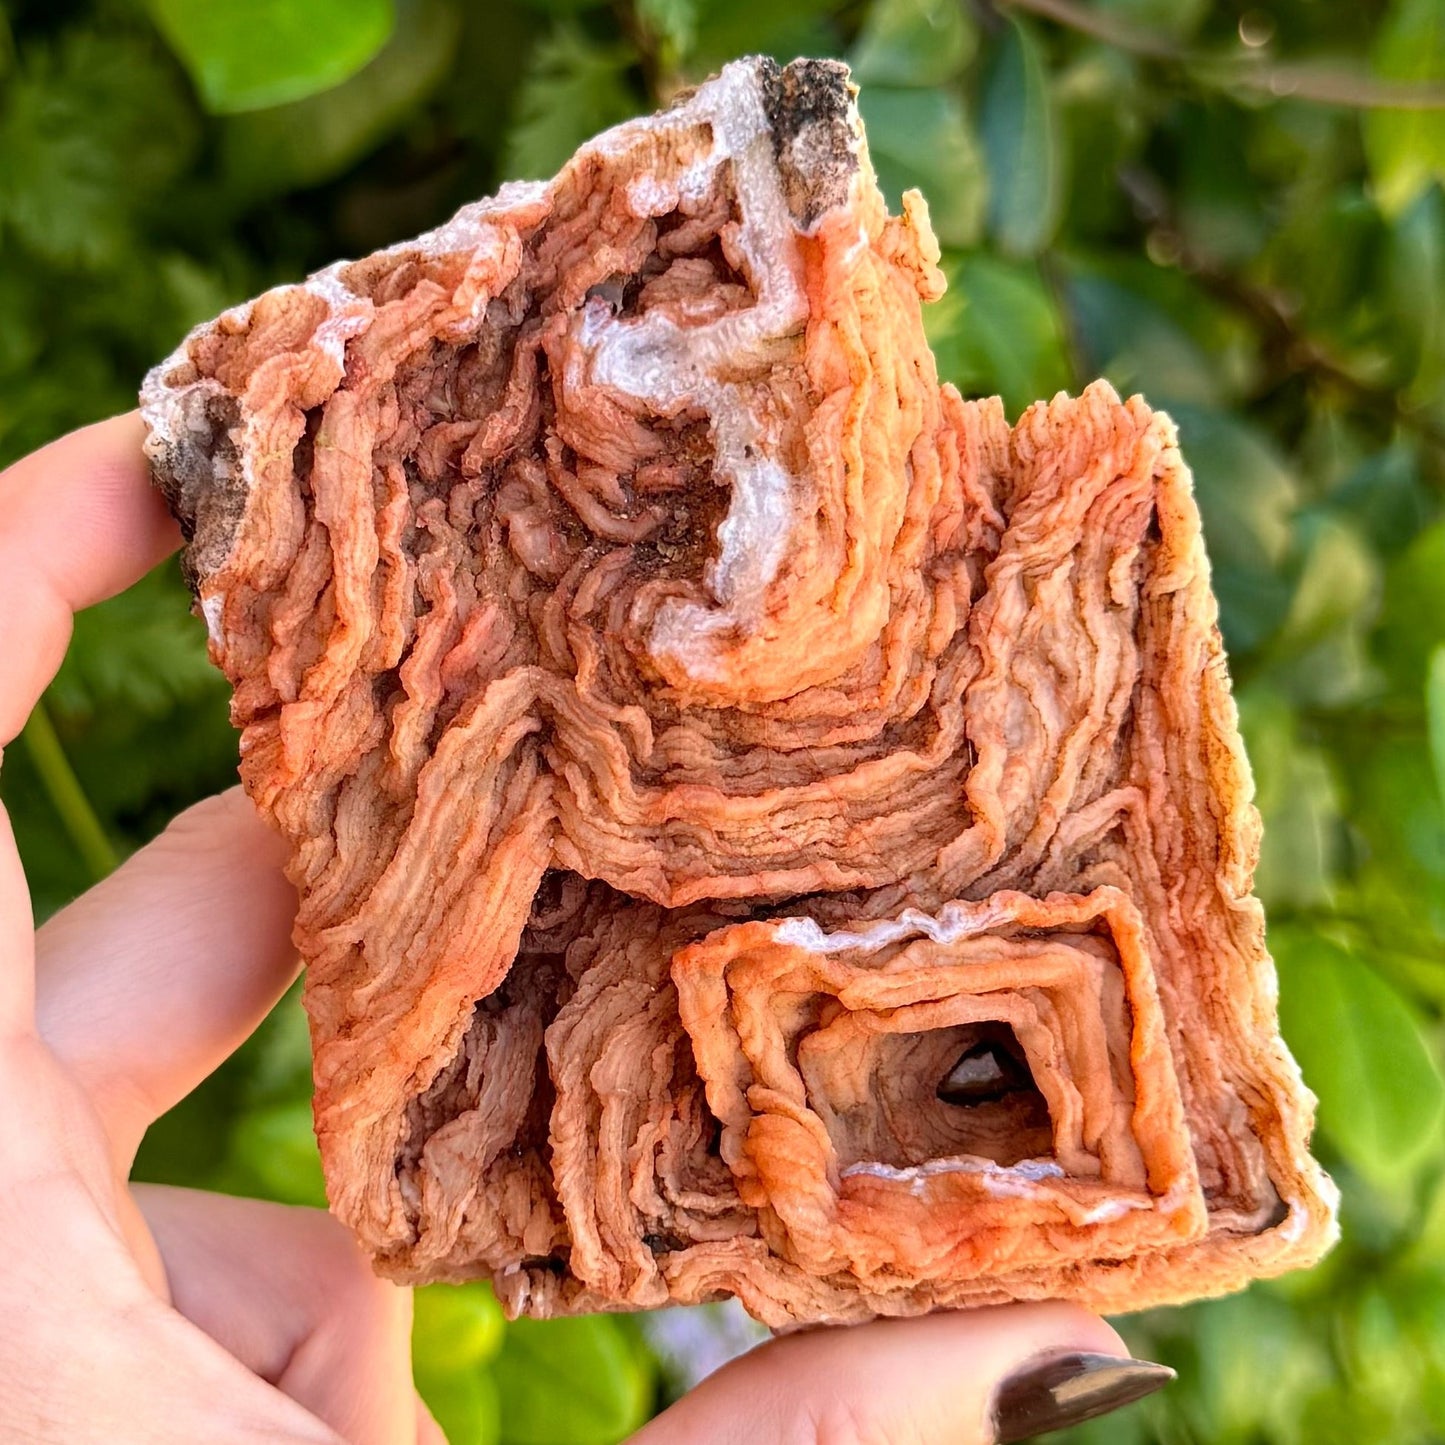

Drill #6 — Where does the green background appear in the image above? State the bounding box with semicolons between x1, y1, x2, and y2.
4;0;1445;1439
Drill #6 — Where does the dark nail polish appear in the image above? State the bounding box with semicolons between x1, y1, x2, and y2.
993;1351;1175;1443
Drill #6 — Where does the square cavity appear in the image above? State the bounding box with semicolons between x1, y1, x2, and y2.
673;887;1207;1290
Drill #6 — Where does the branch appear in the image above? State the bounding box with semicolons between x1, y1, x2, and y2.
1117;163;1445;460
1001;0;1445;111
21;699;118;882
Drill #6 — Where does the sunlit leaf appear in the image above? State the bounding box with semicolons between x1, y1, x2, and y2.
637;0;698;60
1385;183;1445;406
494;1315;654;1445
229;1100;328;1206
413;1284;506;1443
145;0;396;114
1339;1285;1431;1432
1261;513;1381;707
980;18;1062;256
850;0;975;88
1428;646;1445;805
1366;0;1445;213
858;86;985;247
417;1366;501;1445
222;0;460;196
1403;1170;1445;1271
1349;741;1445;951
1275;929;1445;1185
1237;688;1341;910
414;1284;506;1371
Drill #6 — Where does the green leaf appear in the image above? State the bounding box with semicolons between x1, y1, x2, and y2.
146;0;396;114
1260;513;1381;708
222;0;460;196
1365;0;1445;213
418;1365;501;1445
414;1284;506;1373
243;986;316;1108
637;0;698;61
229;1100;328;1206
1349;741;1445;950
858;86;985;248
1184;1291;1333;1444
1339;1285;1431;1426
926;252;1071;416
979;18;1063;257
1274;930;1445;1185
413;1283;505;1443
850;0;975;88
494;1315;653;1445
1428;646;1445;806
502;25;638;182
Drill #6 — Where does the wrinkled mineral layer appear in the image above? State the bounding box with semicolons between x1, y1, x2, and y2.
141;56;1338;1326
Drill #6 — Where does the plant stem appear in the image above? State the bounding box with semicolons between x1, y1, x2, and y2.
21;700;118;882
1114;160;1445;464
999;0;1445;110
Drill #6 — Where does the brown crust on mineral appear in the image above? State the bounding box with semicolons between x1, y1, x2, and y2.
140;55;1337;1326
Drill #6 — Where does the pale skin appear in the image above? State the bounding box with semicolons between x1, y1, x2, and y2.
0;416;1130;1443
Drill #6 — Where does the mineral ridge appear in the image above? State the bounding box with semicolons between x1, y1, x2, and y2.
141;56;1338;1325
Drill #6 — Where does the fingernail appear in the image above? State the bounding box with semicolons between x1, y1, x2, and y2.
992;1351;1175;1443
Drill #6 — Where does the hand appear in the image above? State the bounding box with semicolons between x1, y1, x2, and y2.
0;417;1170;1444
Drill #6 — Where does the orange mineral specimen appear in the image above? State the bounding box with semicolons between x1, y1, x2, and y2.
140;56;1337;1325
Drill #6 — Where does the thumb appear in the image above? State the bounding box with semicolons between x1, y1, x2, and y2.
629;1303;1172;1445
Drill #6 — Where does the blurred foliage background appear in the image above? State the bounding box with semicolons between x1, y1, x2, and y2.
3;0;1445;1440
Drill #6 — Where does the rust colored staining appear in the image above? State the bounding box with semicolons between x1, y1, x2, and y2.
141;56;1336;1326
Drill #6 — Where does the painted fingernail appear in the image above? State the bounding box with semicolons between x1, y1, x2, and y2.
992;1351;1175;1442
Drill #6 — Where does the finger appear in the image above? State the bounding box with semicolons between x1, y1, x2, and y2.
135;1185;426;1445
0;413;179;746
0;803;37;1027
630;1303;1133;1445
36;789;297;1168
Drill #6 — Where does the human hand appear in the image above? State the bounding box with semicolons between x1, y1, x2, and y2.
0;417;1173;1443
